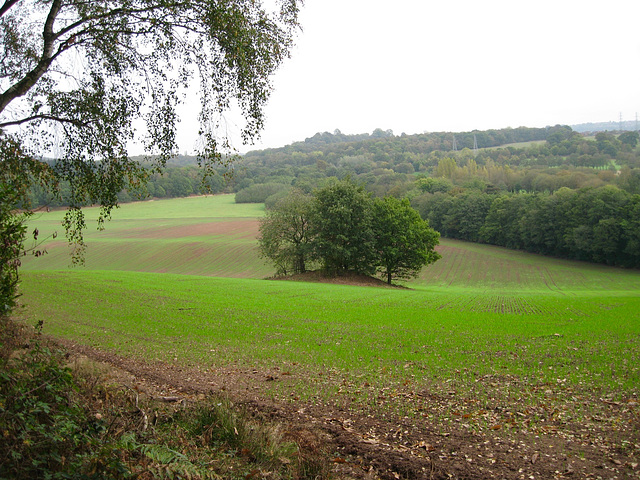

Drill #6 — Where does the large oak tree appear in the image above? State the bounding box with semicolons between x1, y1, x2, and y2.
259;179;441;284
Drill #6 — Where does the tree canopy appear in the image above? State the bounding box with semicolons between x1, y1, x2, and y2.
310;179;377;276
258;188;313;276
258;179;441;284
372;196;441;284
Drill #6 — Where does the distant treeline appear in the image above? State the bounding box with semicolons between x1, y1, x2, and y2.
25;125;640;269
233;126;640;196
28;166;230;208
412;185;640;268
234;125;640;269
29;125;640;208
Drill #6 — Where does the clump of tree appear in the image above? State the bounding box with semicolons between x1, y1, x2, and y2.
258;179;441;284
235;182;291;204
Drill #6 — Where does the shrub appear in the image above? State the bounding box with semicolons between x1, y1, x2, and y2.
235;183;290;203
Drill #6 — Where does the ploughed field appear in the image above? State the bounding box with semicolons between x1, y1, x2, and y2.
18;195;640;479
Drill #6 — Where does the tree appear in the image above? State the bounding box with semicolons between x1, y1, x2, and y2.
619;131;640;149
372;196;440;284
310;178;376;275
0;0;301;313
258;189;314;276
595;132;621;157
0;137;53;314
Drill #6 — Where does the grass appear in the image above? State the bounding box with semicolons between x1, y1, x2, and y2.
15;194;640;457
19;269;640;399
21;195;271;277
490;140;547;149
23;195;640;293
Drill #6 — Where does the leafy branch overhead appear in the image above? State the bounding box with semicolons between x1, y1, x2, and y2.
1;0;301;188
0;0;301;310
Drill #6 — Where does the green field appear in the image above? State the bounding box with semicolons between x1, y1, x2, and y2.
20;268;640;392
21;195;272;278
16;195;640;462
22;194;640;293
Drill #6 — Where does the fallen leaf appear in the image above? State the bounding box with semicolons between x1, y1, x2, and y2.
531;453;539;464
244;469;260;480
416;441;436;452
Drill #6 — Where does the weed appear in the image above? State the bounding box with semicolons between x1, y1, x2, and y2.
0;317;331;479
0;321;131;479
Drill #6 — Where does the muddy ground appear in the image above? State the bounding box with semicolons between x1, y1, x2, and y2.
58;336;640;480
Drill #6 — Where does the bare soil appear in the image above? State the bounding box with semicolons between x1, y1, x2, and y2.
57;338;640;480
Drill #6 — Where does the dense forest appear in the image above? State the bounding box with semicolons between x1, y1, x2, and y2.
232;125;640;268
29;124;640;268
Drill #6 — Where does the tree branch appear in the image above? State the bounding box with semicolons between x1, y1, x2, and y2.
0;0;62;114
0;0;20;18
0;114;89;128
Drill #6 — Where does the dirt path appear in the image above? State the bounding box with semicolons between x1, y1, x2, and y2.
57;338;640;480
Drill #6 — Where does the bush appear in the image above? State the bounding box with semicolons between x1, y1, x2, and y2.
235;183;290;203
0;185;28;316
0;322;130;479
264;188;292;209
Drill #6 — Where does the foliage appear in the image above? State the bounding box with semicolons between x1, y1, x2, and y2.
310;179;377;275
258;189;314;275
236;182;291;204
0;138;54;314
372;197;441;284
0;186;28;315
0;0;301;314
259;179;440;282
413;185;640;268
0;322;131;479
230;124;640;206
619;131;639;148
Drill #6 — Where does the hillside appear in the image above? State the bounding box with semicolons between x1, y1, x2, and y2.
14;194;640;479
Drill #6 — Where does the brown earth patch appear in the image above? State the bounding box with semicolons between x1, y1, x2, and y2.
125;218;260;239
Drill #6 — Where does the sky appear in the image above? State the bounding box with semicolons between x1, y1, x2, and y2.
177;0;640;154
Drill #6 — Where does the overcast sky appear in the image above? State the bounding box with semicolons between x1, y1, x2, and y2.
178;0;640;154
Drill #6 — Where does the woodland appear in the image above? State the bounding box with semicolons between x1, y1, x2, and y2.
30;124;640;268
